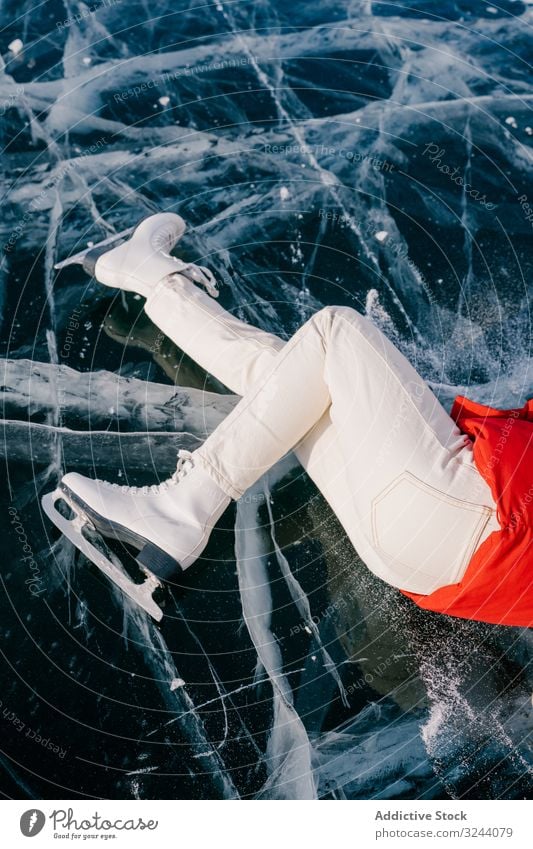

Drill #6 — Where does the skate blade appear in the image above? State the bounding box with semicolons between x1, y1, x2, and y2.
54;226;136;271
42;489;164;622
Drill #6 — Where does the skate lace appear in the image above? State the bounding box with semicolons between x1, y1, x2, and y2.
102;450;194;495
167;257;219;299
148;217;218;297
181;263;219;299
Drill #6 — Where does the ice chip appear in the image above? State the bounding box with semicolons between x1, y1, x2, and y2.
8;38;23;55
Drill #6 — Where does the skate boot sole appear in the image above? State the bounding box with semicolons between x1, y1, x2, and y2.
54;226;136;274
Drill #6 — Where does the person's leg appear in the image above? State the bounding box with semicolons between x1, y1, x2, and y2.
144;276;359;536
149;292;498;595
145;279;500;594
55;214;500;597
144;274;285;396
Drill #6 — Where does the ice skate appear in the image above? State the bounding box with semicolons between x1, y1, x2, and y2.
54;212;219;298
42;450;231;620
42;486;165;620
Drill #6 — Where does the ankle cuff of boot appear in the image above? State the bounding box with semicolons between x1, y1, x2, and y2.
145;272;192;306
192;453;243;501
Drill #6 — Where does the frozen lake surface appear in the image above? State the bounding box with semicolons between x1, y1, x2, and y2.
0;0;532;799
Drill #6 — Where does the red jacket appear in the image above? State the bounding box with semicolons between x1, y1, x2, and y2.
402;395;533;627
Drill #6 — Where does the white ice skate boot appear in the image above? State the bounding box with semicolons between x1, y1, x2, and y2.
54;212;219;298
42;451;231;620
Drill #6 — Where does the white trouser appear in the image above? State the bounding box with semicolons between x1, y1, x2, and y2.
145;277;499;595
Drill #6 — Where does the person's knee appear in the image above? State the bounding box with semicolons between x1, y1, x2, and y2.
314;305;364;330
310;306;377;355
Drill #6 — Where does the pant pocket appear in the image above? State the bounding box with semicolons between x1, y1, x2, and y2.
371;470;492;593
